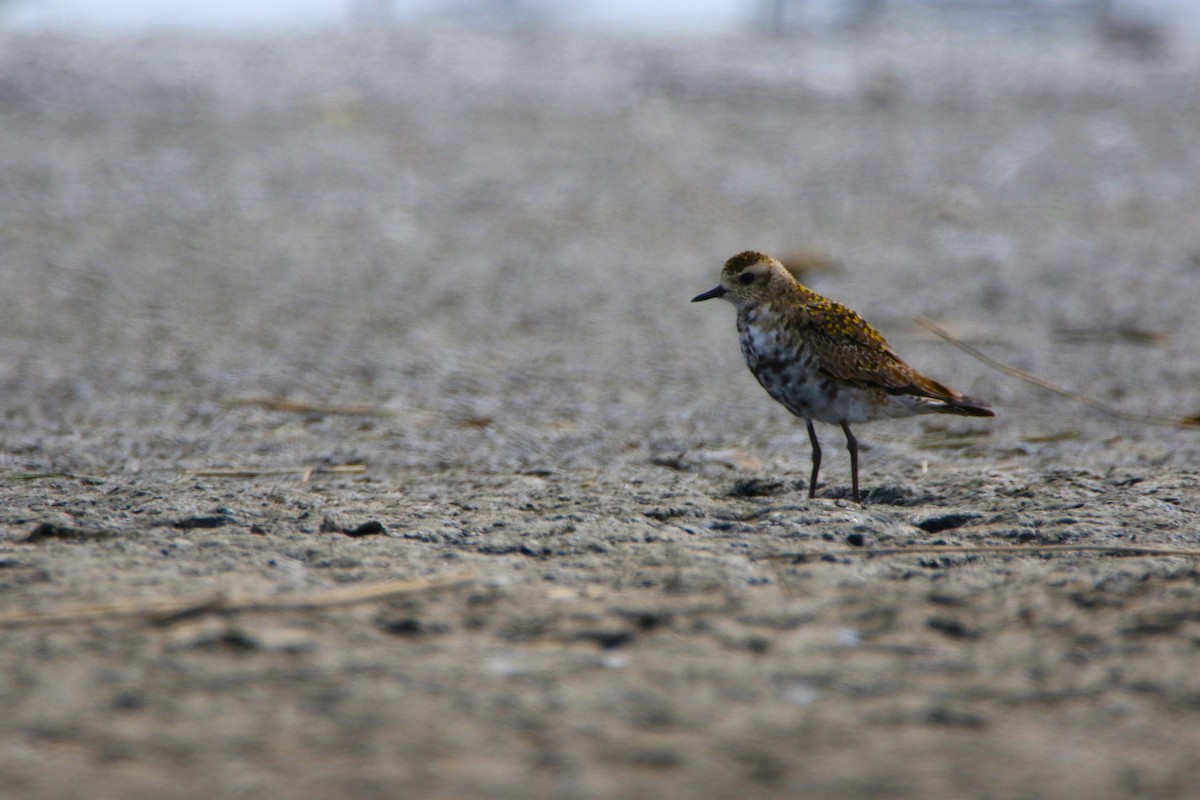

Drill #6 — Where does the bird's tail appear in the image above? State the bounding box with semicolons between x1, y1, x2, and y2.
937;395;996;417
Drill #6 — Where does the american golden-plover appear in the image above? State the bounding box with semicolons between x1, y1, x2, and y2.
693;251;995;503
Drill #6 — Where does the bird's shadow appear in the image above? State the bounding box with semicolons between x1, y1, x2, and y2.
820;484;938;507
725;478;943;507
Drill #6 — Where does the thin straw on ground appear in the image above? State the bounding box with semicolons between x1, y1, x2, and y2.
226;397;393;416
757;544;1200;562
181;465;367;478
915;317;1200;428
0;574;475;629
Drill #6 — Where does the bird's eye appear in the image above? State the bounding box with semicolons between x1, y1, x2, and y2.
738;272;755;285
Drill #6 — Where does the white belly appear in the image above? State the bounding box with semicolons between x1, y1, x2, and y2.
737;322;932;424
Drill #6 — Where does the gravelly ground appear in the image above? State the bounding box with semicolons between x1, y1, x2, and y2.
1;17;1200;799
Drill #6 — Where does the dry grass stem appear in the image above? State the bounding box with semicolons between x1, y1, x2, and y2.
915;317;1200;429
757;544;1200;562
181;465;367;478
226;397;393;416
5;472;107;484
0;574;475;629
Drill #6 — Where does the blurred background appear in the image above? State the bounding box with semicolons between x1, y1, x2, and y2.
1;0;1198;478
0;0;1197;36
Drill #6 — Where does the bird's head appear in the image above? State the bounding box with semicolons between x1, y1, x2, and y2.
691;251;793;307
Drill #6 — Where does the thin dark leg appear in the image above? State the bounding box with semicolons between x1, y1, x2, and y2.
840;421;859;503
805;420;821;499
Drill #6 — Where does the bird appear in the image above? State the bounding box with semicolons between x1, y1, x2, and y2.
692;251;995;503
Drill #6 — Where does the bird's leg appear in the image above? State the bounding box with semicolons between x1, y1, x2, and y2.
805;420;821;499
840;421;860;503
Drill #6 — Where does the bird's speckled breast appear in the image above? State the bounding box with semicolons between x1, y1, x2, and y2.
737;306;881;425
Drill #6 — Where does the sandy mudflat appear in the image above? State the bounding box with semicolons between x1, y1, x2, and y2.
2;17;1200;799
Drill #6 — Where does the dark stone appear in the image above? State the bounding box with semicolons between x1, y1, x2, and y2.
345;520;387;537
573;630;634;649
379;617;424;636
914;513;983;534
644;507;688;521
173;515;236;530
111;691;148;712
927;707;987;729
728;478;785;498
25;522;118;543
927;616;980;640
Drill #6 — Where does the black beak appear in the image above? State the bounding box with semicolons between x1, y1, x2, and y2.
691;285;727;302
